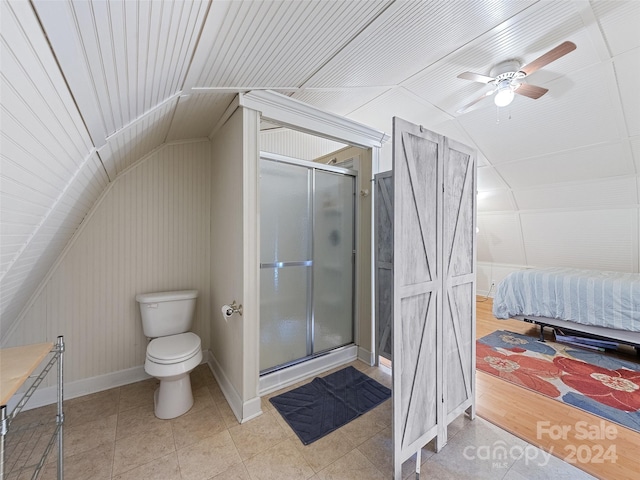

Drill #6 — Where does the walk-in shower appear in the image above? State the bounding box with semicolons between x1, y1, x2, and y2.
259;153;356;377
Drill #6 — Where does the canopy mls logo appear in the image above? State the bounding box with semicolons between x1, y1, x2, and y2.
537;420;618;465
463;440;553;469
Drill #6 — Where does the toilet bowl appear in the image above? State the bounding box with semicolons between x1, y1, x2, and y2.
136;290;202;419
145;332;202;419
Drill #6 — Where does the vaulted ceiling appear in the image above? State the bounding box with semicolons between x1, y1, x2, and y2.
1;0;639;335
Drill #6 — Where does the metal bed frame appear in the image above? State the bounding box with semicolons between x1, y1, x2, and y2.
516;315;640;353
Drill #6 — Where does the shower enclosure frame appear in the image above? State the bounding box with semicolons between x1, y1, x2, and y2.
210;90;388;417
259;151;358;377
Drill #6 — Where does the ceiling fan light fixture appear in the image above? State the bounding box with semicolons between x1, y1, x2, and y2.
494;82;515;107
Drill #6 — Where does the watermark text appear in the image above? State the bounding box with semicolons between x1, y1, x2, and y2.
537;420;618;464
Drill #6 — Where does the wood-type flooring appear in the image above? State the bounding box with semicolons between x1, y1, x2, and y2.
476;297;640;480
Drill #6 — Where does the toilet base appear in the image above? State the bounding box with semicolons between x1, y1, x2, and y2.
153;374;194;419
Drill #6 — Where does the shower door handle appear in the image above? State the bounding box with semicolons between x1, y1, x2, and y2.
260;260;313;269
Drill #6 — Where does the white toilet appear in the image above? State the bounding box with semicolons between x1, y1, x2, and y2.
136;289;202;419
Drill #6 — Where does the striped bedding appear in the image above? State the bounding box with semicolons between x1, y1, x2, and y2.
492;267;640;332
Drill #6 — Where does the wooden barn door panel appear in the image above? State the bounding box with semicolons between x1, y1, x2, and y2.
392;118;442;477
400;292;437;445
391;120;476;479
375;171;393;361
442;138;476;433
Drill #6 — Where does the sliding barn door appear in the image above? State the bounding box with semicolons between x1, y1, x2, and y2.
375;171;393;361
441;138;477;445
392;118;442;478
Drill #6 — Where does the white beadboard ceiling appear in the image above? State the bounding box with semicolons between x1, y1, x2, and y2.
32;0;209;145
1;0;640;337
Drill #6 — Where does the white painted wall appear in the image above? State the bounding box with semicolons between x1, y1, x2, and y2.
475;206;639;296
209;107;261;422
210;108;245;399
260;128;346;161
4;140;212;389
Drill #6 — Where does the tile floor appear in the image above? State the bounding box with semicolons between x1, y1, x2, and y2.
5;360;594;480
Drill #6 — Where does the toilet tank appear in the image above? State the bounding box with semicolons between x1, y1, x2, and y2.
136;290;198;338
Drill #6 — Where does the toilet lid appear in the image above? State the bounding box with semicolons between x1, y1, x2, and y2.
147;332;201;364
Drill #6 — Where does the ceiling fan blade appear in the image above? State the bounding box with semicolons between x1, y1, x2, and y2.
519;41;576;76
515;83;548;99
456;89;496;113
457;71;495;84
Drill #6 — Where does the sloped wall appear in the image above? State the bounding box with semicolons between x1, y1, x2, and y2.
4;140;212;388
375;139;639;297
0;1;106;338
476;204;639;296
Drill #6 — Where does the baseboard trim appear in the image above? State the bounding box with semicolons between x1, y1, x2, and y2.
9;350;267;425
7;365;152;412
6;355;223;413
205;350;262;424
241;396;262;423
357;346;374;366
258;345;358;396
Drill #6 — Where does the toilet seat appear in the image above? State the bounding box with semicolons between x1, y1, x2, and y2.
147;332;201;365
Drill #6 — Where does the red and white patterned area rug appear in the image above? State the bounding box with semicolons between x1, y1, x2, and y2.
477;330;640;434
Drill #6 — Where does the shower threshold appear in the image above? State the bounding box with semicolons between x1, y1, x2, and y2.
258;344;357;396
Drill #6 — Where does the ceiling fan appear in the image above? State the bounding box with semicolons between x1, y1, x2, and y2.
456;41;576;113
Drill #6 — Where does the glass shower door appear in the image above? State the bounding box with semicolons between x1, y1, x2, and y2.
313;171;355;353
260;156;356;374
259;160;312;372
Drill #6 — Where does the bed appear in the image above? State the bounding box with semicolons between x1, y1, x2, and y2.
492;267;640;349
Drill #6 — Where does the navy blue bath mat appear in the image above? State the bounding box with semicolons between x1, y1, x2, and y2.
269;366;391;445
